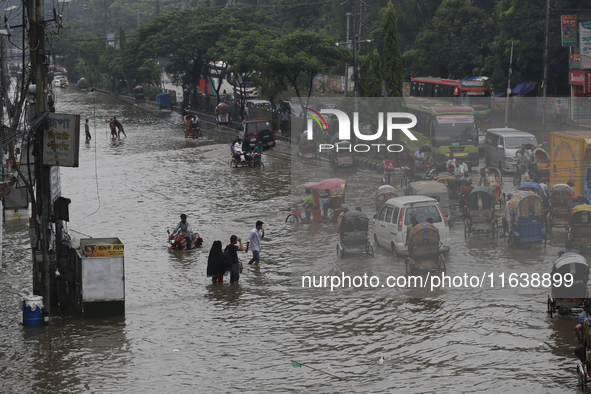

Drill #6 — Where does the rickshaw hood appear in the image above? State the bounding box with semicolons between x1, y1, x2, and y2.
570;204;591;218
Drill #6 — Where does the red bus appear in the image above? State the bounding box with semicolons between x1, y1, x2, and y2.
409;76;491;122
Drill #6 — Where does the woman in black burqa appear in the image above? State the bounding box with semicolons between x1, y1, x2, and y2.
207;241;226;284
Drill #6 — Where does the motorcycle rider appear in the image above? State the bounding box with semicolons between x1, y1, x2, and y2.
171;214;195;249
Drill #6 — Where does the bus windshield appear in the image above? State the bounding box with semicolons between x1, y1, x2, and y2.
432;115;476;147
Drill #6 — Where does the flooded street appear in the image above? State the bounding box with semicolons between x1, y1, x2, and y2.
0;90;586;393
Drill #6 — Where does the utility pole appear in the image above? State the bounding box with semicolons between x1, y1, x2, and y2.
344;12;351;95
542;0;550;126
351;0;358;111
504;41;513;127
28;0;50;314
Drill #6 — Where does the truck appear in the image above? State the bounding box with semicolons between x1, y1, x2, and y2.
549;131;591;202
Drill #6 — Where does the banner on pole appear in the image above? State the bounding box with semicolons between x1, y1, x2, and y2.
42;113;80;167
570;53;581;69
562;15;577;46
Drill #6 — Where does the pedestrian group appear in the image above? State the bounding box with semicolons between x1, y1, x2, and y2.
206;220;265;285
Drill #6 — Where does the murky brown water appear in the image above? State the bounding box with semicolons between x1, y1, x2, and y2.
0;90;586;393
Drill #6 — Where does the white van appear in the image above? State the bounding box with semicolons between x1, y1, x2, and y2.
373;196;451;256
483;128;538;173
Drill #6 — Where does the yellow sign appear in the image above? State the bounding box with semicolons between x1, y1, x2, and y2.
83;244;124;257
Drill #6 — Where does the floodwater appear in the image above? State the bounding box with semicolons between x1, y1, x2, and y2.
0;89;586;393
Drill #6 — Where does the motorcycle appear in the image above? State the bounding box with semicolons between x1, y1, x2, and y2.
167;230;203;251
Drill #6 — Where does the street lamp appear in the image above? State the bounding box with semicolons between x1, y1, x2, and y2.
57;0;71;24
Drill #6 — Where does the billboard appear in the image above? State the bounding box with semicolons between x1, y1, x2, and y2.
562;15;577;46
570;53;581;69
42;113;80;167
579;22;591;69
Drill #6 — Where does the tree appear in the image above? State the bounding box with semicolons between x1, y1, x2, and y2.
264;30;350;111
359;50;383;97
414;0;492;79
382;1;403;97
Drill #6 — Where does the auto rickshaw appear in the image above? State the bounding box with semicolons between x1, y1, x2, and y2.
286;178;346;224
567;205;591;248
374;185;400;212
134;85;145;104
548;252;589;318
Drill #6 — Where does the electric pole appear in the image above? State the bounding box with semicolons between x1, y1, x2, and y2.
542;0;550;126
344;12;351;95
504;41;513;127
351;0;358;111
28;0;50;314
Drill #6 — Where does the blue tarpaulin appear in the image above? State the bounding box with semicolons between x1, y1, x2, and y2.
495;82;538;97
156;93;171;109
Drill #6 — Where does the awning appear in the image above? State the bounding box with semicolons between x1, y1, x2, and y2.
495;82;538;97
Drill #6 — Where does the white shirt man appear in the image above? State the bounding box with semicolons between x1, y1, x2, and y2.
245;221;264;265
234;140;243;154
446;158;456;171
454;160;469;180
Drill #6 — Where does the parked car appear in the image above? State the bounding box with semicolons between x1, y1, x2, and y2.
373;195;451;256
238;120;276;149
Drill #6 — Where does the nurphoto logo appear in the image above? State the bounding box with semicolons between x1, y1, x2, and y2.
303;108;418;153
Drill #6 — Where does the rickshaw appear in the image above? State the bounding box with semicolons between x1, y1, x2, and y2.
484;166;505;208
216;103;231;127
374;185;400;212
464;187;498;239
286;178;346;224
505;191;547;248
433;173;460;201
532;147;550;180
297;139;321;164
400;146;437;188
518;182;549;216
330;141;356;173
230;140;256;168
336;210;374;258
548;252;589;318
405;222;446;275
184;114;202;139
406;181;452;221
548;184;575;228
133;85;145;104
567;205;591;248
77;78;89;92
